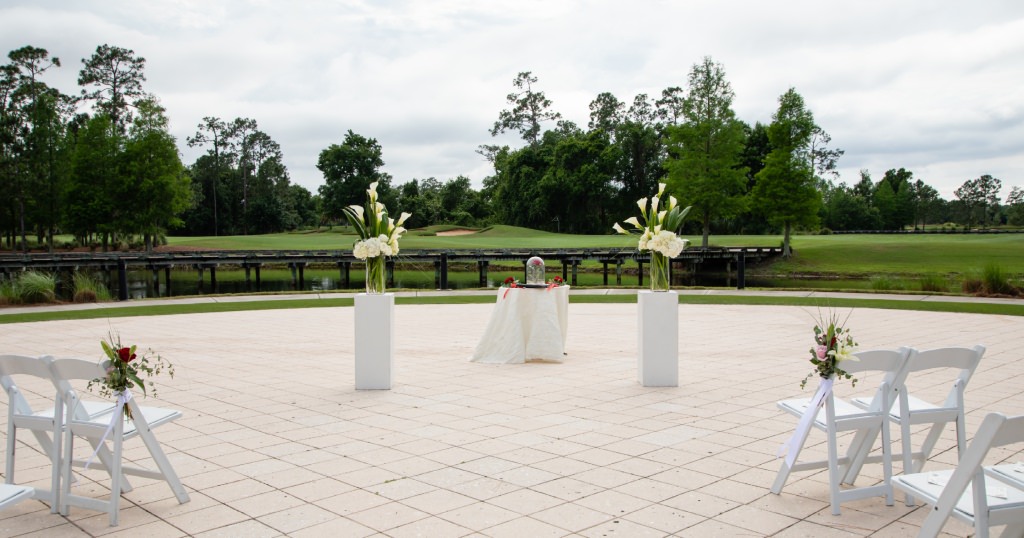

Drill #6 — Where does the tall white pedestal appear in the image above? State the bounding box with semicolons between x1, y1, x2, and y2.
355;293;394;390
638;290;679;387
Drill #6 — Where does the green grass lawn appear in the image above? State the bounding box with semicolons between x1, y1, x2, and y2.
167;227;1024;279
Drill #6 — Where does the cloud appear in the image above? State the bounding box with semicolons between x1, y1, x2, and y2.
2;0;1022;200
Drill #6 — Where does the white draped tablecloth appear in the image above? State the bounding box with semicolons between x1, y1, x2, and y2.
470;285;569;363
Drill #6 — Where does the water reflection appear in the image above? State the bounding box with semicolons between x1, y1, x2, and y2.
106;265;877;300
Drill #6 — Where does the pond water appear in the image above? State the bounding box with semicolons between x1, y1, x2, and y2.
89;264;886;300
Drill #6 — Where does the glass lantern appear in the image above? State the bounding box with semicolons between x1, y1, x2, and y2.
526;256;545;285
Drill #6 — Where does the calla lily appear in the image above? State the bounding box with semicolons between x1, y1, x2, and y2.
658;182;666;196
637;197;647;213
394;226;406;236
668;195;677;210
650;195;660;215
612;222;627;235
397;212;411;226
658;210;667;223
387;217;395;232
624;216;642;229
347;205;364;221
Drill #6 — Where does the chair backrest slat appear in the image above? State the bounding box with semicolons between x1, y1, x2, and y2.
49;358;106;384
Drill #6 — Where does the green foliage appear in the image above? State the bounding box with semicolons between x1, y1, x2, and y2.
918;274;948;293
72;271;111;303
751;88;821;256
77;44;146;132
869;275;906;291
981;263;1017;296
665;57;748;247
317;130;394;223
490;71;562;145
8;270;57;304
961;272;984;295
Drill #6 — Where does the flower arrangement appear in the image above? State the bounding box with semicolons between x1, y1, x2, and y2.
341;181;411;293
501;276;520;288
801;311;858;389
613;182;691;291
89;332;175;419
549;276;565;286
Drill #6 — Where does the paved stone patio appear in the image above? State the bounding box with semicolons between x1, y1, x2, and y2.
1;294;1022;536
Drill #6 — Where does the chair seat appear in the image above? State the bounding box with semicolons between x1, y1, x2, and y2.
74;405;182;437
37;400;115;421
0;483;34;510
852;395;957;422
777;397;879;429
894;469;1024;519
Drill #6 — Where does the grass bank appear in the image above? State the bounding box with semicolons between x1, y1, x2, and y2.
1;292;1021;324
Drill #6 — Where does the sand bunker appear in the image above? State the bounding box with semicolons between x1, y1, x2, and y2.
434;229;477;236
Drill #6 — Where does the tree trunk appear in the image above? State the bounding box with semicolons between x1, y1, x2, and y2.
783;221;793;258
702;212;710;248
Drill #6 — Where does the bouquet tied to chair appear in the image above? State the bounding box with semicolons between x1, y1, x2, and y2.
89;332;175;419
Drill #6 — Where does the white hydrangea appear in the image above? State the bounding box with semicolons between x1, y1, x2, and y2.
352;240;369;260
646;230;688;258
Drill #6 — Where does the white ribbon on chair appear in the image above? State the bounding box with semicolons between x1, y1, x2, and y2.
779;377;833;467
84;389;132;470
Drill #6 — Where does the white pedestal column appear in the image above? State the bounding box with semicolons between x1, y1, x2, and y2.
638;290;679;387
355;293;394;390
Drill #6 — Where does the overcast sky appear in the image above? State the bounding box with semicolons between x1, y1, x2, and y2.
2;0;1022;200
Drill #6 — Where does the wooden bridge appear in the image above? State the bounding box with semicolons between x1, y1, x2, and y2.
0;247;783;300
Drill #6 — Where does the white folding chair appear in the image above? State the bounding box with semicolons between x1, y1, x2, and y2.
892;412;1024;538
852;345;984;505
772;348;912;515
37;355;129;492
0;354;62;512
0;483;34;510
51;358;190;526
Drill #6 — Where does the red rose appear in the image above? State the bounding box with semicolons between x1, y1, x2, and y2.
117;347;136;363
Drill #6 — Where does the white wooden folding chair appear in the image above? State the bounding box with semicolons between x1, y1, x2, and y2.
0;354;62;513
892;412;1024;538
37;355;129;493
851;345;984;505
0;483;34;510
772;348;912;515
51;358;190;526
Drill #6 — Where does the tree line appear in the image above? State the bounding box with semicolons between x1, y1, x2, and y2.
4;45;1021;255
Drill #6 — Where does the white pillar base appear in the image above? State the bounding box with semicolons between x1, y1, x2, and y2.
638;290;679;387
355;293;394;390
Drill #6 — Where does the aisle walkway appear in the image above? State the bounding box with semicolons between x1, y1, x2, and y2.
1;298;1022;536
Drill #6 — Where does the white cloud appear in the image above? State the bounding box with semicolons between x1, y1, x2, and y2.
2;0;1022;200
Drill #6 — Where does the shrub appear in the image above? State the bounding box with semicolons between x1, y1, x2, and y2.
961;272;984;295
16;271;57;304
72;272;111;303
982;263;1017;296
918;274;948;293
0;280;15;305
870;275;905;291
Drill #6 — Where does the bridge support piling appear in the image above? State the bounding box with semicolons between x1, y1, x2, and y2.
117;259;128;301
478;260;489;287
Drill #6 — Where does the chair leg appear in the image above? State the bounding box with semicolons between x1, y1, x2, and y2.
901;418;915;506
827;426;842;516
915;421;948;473
137;426;190;504
840;426;877;485
880;418;894;507
772;416;815;495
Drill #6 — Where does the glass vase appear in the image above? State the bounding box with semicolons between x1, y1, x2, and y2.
365;256;386;294
649;251;670;292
